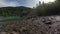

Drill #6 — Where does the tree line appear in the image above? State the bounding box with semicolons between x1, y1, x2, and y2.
0;0;60;17
0;6;32;17
30;0;60;16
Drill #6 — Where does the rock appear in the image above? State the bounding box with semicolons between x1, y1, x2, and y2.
0;32;7;34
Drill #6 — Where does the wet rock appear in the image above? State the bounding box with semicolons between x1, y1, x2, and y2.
41;18;46;22
45;21;52;25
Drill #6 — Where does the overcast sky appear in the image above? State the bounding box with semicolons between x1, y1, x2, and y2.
0;0;55;8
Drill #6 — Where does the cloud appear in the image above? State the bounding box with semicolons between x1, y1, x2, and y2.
41;0;55;3
0;0;38;8
25;0;40;7
0;0;20;7
0;0;55;8
0;0;35;8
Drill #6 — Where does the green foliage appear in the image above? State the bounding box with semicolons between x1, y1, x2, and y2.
0;6;31;17
33;0;60;16
0;0;60;17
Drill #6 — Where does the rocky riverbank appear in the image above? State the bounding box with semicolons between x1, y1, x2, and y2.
0;16;60;34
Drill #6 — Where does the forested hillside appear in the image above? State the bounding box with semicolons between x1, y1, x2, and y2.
0;0;60;20
0;0;60;17
0;6;32;17
31;0;60;16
